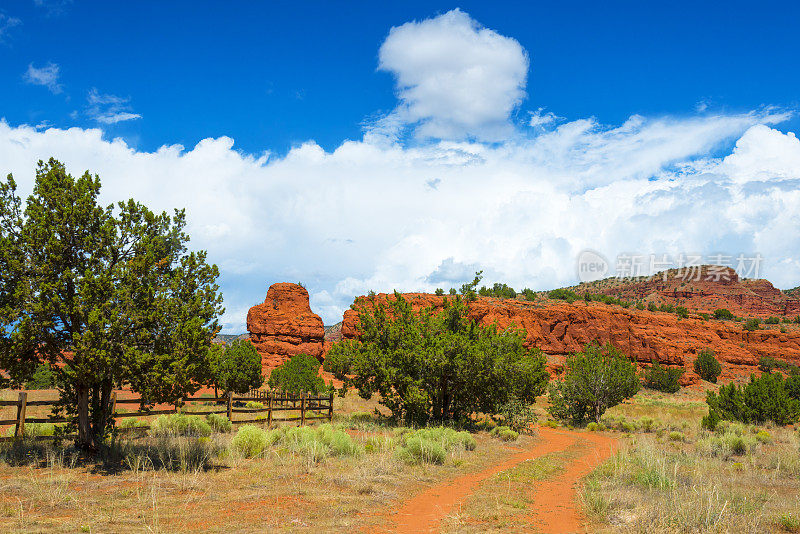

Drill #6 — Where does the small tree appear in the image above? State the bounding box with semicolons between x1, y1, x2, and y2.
210;339;263;395
547;343;640;425
744;318;761;331
459;271;483;302
324;293;549;426
268;353;325;396
694;349;722;383
714;308;734;320
642;360;683;393
705;373;800;425
434;288;444;296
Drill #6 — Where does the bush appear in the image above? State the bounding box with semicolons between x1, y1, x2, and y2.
25;363;56;390
755;430;772;443
209;339;264;395
765;316;780;325
325;294;549;426
547;342;640;425
714;308;734;320
498;397;537;432
118;418;148;430
548;288;580;303
268;353;326;396
638;417;657;432
434;288;444;296
647;303;658;312
205;413;232;433
694;349;722;383
668;431;684;442
705;372;800;425
675;306;689;319
244;401;264;409
643;360;684;393
586;422;605;432
150;414;213;437
395;427;475;464
231;425;269;458
490;425;519;441
744;318;761;331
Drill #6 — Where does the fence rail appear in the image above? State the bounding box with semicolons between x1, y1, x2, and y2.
0;389;334;442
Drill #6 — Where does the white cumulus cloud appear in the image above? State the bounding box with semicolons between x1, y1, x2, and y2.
377;8;528;141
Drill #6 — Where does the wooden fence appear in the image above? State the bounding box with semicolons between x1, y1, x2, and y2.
0;390;334;442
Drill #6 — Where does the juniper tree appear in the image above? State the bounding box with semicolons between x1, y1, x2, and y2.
0;159;223;450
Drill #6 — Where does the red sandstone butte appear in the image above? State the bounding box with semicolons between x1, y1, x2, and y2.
247;283;324;373
340;293;800;386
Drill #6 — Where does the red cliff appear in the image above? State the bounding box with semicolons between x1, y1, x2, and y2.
340;293;800;386
247;283;325;373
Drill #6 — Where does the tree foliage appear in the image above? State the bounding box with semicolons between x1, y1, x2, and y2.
0;159;223;449
694;349;722;383
268;353;326;395
324;293;549;426
547;342;640;425
642;360;683;393
705;372;800;426
209;339;263;395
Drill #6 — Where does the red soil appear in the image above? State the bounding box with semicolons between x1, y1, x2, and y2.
386;427;617;533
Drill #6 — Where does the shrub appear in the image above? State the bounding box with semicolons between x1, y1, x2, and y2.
744;318;761;331
150;414;212;437
705;372;800;425
268;353;326;396
547;343;640;425
647;303;658;312
231;425;269;458
694;349;722;383
449;288;457;296
714;308;734;320
755;430;772;443
675;306;689;319
325;294;549;426
209;339;264;395
395;427;475;464
548;288;580;303
118;418;148;430
490;425;519;441
586;422;600;431
759;356;777;373
668;431;684;442
643;360;683;393
244;401;264;410
795;316;800;324
635;302;645;310
498;396;537;432
765;316;780;325
205;413;232;433
699;312;710;320
25;363;56;390
434;288;444;296
638;417;657;432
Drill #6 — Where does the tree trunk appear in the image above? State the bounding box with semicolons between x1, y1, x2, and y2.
76;383;92;450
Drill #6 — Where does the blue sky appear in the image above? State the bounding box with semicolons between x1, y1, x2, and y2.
1;2;800;331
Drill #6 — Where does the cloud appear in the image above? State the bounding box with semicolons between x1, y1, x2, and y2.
86;89;142;124
23;62;63;94
377;9;528;141
0;12;22;44
0;10;798;333
0;108;796;333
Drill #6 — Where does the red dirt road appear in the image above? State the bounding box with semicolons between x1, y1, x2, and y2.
388;427;617;533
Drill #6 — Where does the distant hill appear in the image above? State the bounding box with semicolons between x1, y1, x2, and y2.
324;322;343;342
213;333;250;345
561;265;800;317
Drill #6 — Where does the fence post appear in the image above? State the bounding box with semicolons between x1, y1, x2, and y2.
14;391;27;439
328;391;334;422
267;392;273;427
300;392;306;426
109;391;117;423
227;391;233;422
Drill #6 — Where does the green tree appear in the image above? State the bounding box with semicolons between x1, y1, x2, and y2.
210;339;263;395
324;293;548;426
459;271;483;302
642;360;683;393
434;288;444;296
705;373;800;425
268;353;325;395
0;159;223;450
744;318;761;331
547;343;640;425
694;349;722;383
713;308;734;320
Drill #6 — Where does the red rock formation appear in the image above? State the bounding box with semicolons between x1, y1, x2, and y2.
247;283;324;373
339;293;800;386
571;265;800;318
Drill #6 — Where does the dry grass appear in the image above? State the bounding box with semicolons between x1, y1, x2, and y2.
582;389;800;533
0;390;516;533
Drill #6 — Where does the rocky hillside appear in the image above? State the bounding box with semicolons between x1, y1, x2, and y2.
340;291;800;386
565;265;800;318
